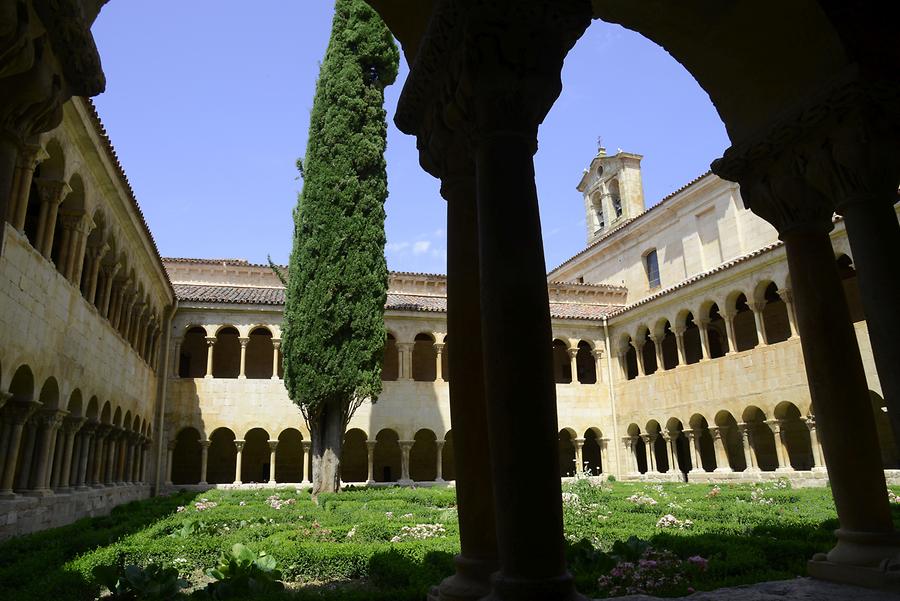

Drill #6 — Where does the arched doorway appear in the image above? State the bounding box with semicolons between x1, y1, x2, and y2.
410;429;437;481
172;427;201;485
207;428;236;484
241;428;271;483
374;429;401;482
275;428;303;483
342;428;368;482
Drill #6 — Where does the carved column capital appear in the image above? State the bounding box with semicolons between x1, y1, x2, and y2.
16;142;48;170
34;177;71;206
0;38;65;146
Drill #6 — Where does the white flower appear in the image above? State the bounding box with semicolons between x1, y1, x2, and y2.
656;514;692;529
391;523;447;542
626;493;658;506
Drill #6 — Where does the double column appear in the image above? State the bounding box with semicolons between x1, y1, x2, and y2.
713;92;900;574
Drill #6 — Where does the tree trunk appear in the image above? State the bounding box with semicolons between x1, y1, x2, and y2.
310;400;344;497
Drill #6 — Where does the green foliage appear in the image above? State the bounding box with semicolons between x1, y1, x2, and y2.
206;543;284;599
92;562;187;600
4;484;900;600
282;0;399;420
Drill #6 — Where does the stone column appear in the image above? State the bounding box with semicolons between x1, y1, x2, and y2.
91;426;110;486
434;342;445;382
709;426;732;473
365;441;376;485
749;302;769;346
598;439;609;475
204;336;215;378
198;439;210;485
172;339;182;378
622;436;636;475
399;440;413;485
573;438;585;475
435;440;445;482
56;416;85;491
85;243;108;305
567;347;579;384
76;421;96;490
28;410;65;495
9;143;47;229
591;348;603;383
271;340;281;379
100;264;120;318
806;112;900;454
684;429;703;474
633;341;646;376
33;179;69;258
722;312;739;353
49;429;65;490
780;288;800;339
116;430;128;484
232;439;244;484
737;422;758;473
673;327;688;366
301;440;311;484
715;133;900;570
641;434;656;474
165;441;175;486
14;420;37;491
238;337;249;379
267;440;277;484
697;319;712;360
651;335;665;371
766;419;792;472
804;416;825;470
398;342;414;381
663;432;677;473
0;401;40;498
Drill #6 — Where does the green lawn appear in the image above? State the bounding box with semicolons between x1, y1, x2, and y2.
1;480;896;600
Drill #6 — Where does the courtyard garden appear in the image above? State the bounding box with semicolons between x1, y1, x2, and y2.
2;480;899;600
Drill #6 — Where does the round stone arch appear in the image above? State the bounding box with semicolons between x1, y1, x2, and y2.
179;325;209;377
635;325;657;375
625;422;646;474
65;388;84;417
741;405;777;471
373;428;401;483
687;413;716;472
773;401;813;470
618;333;638;380
574;340;596;384
207;427;236;484
412;332;437;381
382;330;400;381
342;428;368;483
245;325;275;379
665;417;690;474
212;326;241;378
582;427;603;475
172;426;202;485
241;427;272;483
558;427;577;477
551;338;571;384
713;409;745;471
410;428;438;481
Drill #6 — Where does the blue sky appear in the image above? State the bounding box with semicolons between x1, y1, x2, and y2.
90;2;729;275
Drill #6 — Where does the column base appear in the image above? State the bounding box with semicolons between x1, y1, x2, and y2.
267;481;276;485
0;491;17;500
776;467;796;474
743;467;762;474
398;479;414;486
75;485;90;491
199;481;208;486
435;477;445;483
365;479;375;486
812;466;829;474
481;572;587;601
816;529;900;568
430;554;497;601
233;480;242;485
714;467;734;474
270;376;280;380
24;488;53;497
238;375;246;380
204;375;213;379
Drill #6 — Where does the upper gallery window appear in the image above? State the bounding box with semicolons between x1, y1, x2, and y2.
645;249;661;290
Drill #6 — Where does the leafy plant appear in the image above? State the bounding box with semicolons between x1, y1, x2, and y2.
92;562;187;600
205;543;284;598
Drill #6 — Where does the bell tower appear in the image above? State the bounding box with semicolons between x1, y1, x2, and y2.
576;144;645;244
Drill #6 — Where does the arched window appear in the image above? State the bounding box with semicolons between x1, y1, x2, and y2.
644;249;661;290
575;341;596;384
762;283;791;344
733;294;758;351
382;333;399;381
592;193;605;231
660;322;678;369
640;330;657;375
609;179;623;218
412;333;436;381
342;429;368;482
552;339;572;383
708;304;728;358
683;313;702;364
245;327;274;379
179;327;208;378
624;341;638;380
212;327;241;378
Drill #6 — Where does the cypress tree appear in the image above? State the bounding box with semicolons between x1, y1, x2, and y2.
283;0;398;496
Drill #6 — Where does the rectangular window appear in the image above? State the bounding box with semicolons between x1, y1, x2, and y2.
645;249;661;289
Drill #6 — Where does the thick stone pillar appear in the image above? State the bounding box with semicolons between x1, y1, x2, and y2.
199;440;210;485
204;337;215;378
234;439;244;484
804;416;825;471
767;419;793;472
267;440;277;484
365;441;376;485
435;440;445;482
709;426;732;473
0;401;40;498
434;342;445;382
399;440;413;485
435;166;499;600
238;337;249;379
715;121;900;574
806;109;900;452
271;340;281;379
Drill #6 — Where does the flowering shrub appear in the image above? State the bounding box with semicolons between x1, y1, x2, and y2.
561;492;581;506
749;487;774;505
706;486;721;498
390;523;447;543
626;493;658;506
266;495;296;510
889;489;900;504
656;514;693;530
597;547;708;597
